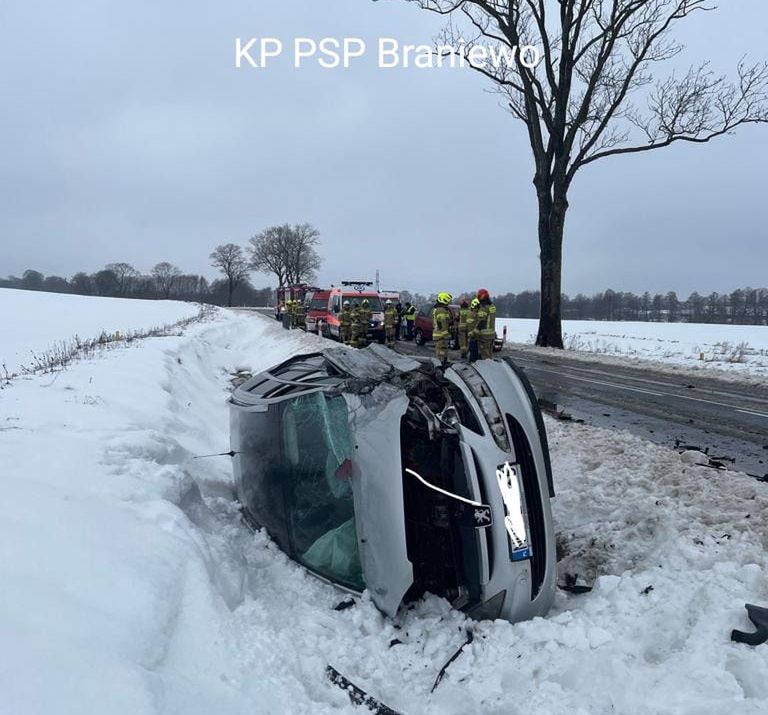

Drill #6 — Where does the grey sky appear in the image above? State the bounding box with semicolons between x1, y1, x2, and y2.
1;0;766;297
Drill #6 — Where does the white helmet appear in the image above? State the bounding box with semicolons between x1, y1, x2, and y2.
343;300;350;307
385;299;392;305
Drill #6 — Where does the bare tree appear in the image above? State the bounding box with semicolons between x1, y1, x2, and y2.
286;223;322;284
397;0;768;346
151;262;182;299
105;262;139;296
248;225;291;287
210;244;249;306
248;223;322;286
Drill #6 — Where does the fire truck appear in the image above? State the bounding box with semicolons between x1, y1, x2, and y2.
274;284;319;321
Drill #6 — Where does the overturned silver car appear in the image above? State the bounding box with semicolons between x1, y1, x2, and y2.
229;345;556;623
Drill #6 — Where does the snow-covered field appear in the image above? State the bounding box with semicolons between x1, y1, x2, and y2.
498;318;768;379
1;305;767;714
0;288;203;375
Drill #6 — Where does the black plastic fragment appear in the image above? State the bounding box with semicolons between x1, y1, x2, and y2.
731;604;768;646
431;629;474;693
333;598;356;611
326;665;402;715
558;572;593;594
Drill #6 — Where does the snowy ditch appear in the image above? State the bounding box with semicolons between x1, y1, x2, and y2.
1;309;767;714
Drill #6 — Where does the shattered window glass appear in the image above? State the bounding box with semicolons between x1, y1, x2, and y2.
281;393;364;591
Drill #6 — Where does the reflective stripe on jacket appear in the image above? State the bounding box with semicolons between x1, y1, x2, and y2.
432;305;451;339
480;302;496;336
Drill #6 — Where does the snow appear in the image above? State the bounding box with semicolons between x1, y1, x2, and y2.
0;288;203;375
1;306;767;714
497;317;768;379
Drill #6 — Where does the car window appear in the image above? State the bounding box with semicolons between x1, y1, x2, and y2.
418;305;431;317
343;295;382;312
281;393;364;590
309;296;328;310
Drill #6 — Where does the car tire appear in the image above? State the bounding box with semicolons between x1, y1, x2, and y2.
414;329;424;346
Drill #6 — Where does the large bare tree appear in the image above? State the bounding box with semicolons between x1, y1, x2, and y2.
396;0;768;346
151;262;182;299
210;244;249;307
248;223;322;286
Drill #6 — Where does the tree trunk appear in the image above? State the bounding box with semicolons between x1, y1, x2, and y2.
228;279;234;307
535;191;567;348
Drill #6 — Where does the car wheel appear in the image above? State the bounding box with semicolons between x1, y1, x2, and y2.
414;329;424;346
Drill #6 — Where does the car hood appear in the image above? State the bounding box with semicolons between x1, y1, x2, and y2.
344;385;412;616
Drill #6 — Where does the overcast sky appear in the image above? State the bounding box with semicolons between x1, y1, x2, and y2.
1;0;766;297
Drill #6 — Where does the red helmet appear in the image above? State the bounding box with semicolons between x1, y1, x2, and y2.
477;288;490;301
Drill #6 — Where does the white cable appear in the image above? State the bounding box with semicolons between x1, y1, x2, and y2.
404;468;483;507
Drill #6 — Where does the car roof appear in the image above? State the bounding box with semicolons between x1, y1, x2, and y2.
231;345;426;406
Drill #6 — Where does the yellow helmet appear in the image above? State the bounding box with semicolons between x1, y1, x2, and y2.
437;292;453;305
471;297;480;309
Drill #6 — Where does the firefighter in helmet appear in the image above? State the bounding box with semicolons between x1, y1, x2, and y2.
475;288;497;359
468;297;481;362
357;298;372;348
457;299;471;359
432;292;453;365
384;299;397;348
340;300;353;345
286;300;295;329
350;301;362;348
295;298;306;331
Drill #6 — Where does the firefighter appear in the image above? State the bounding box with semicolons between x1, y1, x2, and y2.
404;302;416;340
395;302;404;341
295;299;306;331
357;298;372;348
285;300;295;329
468;297;480;362
339;300;353;345
384;299;397;348
457;299;471;359
432;292;453;365
280;301;290;330
350;301;362;348
476;288;497;359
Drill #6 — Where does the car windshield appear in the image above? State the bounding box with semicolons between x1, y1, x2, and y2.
280;392;364;590
309;296;328;311
344;295;382;312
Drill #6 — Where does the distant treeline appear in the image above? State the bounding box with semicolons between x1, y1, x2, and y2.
0;264;274;307
485;288;768;325
3;268;767;325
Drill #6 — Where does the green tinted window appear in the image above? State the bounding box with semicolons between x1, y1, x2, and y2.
281;393;364;590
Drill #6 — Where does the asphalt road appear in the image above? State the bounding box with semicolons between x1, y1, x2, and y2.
396;339;768;479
